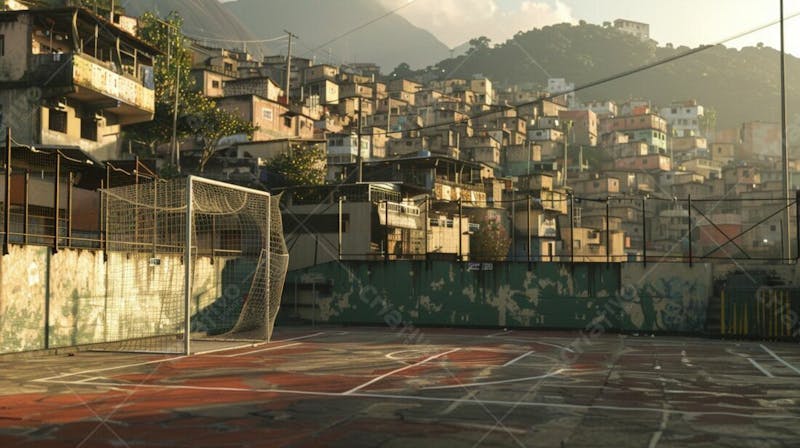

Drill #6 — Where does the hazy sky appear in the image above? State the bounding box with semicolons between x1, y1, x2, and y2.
379;0;800;55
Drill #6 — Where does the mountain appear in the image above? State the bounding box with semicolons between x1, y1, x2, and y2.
221;0;451;71
431;23;800;130
120;0;258;49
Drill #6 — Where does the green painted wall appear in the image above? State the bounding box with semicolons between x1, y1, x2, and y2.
285;260;712;333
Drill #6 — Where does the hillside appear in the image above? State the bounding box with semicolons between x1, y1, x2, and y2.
431;23;799;129
119;0;259;51
222;0;451;71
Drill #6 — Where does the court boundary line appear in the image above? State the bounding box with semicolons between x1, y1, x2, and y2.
503;350;536;367
32;332;326;383
32;378;800;420
748;357;775;378
760;344;800;375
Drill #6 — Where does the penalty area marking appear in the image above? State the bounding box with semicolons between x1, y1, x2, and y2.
223;342;303;357
503;350;536;367
423;368;566;390
343;348;461;395
760;344;800;376
747;357;774;378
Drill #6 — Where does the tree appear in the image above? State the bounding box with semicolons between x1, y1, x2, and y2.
185;92;255;172
467;36;491;55
264;144;326;187
124;12;254;171
389;62;415;79
471;217;511;261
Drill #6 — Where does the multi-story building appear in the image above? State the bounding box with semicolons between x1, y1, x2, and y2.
545;78;575;107
559;109;598;147
600;113;668;154
613;19;650;41
660;100;705;137
0;7;158;160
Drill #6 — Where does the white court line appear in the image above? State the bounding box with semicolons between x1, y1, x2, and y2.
486;330;513;337
224;342;303;357
35;378;800;420
503;350;535;367
33;356;187;383
648;407;669;448
760;344;800;375
342;348;461;395
423;369;565;390
748;357;775;378
32;332;326;383
193;343;261;356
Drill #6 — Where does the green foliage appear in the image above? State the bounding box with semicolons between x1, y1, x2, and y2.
427;22;800;128
184;92;256;172
471;217;511;261
265;145;326;187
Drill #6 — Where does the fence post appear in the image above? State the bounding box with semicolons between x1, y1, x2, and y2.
511;191;516;261
642;196;647;266
687;194;693;267
99;179;104;252
795;189;800;261
526;195;531;262
3;127;10;255
338;194;343;260
569;193;575;264
67;172;73;248
385;200;390;262
53;153;60;254
458;198;463;262
606;197;610;264
23;170;29;245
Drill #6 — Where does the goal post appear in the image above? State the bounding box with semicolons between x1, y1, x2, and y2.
101;175;287;354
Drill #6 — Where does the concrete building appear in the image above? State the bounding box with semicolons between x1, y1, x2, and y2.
0;7;158;160
559;109;598;147
613;19;650;41
660;100;705;137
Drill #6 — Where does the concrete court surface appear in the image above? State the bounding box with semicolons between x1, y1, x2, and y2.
1;327;800;447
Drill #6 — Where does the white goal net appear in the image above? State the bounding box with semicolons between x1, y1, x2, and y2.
101;176;287;354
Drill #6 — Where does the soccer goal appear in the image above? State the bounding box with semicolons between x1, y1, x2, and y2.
101;176;288;354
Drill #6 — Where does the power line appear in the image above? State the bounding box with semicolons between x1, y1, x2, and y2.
357;9;800;138
303;0;420;56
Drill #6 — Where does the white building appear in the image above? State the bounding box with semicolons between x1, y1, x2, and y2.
613;19;650;41
660;100;705;137
546;78;576;108
578;100;618;118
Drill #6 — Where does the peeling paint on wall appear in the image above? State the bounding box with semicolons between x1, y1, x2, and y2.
0;246;250;354
284;260;713;333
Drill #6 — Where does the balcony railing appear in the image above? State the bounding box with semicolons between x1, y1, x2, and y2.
30;52;154;115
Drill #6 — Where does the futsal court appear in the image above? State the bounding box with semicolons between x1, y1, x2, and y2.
1;326;800;447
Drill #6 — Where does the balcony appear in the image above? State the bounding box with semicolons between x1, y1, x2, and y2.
30;52;155;125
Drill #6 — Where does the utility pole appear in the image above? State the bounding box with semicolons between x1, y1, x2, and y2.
357;96;363;182
780;0;791;261
562;120;572;187
284;30;298;103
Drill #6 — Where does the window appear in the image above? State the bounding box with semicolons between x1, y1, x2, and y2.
262;108;273;121
223;62;233;72
48;108;67;133
211;80;220;88
80;117;97;141
0;35;4;56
